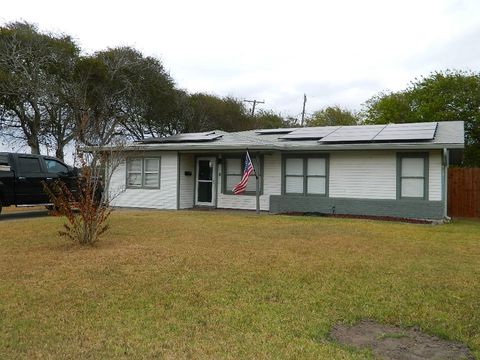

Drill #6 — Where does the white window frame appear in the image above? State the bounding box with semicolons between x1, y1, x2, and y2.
222;154;262;195
126;157;161;189
397;153;428;200
283;154;329;196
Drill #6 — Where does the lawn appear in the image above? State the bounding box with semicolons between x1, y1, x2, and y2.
0;210;479;359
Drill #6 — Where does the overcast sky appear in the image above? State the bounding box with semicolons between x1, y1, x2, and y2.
1;0;480;153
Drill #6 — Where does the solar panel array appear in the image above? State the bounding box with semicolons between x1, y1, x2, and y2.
320;125;387;142
279;126;340;140
277;122;438;143
372;122;438;141
138;131;223;144
137;122;438;145
321;123;437;143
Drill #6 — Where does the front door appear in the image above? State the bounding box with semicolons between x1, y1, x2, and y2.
195;157;216;206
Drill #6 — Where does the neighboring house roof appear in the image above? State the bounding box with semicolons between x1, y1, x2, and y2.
123;121;465;152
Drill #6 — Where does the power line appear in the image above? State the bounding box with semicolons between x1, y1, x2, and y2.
243;99;265;116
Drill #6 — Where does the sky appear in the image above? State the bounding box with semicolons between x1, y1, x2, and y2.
1;0;480;153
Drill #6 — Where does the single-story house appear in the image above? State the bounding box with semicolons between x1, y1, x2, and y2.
107;121;464;220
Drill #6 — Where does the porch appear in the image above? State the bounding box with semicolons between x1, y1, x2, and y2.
178;152;279;211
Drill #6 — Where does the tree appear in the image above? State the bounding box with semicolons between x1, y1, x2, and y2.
306;106;358;127
362;70;480;166
44;137;126;246
112;48;178;140
181;93;252;132
74;47;179;144
252;110;289;129
362;91;416;125
0;22;80;157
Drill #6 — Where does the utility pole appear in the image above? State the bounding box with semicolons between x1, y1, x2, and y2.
243;99;265;116
301;94;307;126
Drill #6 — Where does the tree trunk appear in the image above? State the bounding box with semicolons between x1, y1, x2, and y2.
55;145;64;160
28;138;41;155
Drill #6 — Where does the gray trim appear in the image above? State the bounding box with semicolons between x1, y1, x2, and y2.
125;157;161;190
396;152;428;200
215;157;219;209
281;153;329;197
221;153;264;195
193;155;197;206
270;195;445;220
194;155;217;207
103;143;464;152
443;148;449;218
176;152;180;210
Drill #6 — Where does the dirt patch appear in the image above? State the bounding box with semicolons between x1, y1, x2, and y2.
330;320;474;360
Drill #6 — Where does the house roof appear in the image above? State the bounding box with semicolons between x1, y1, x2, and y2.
124;121;465;152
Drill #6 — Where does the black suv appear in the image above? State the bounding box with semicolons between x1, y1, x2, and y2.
0;153;79;213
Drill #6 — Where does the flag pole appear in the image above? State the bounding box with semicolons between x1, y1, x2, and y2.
247;149;260;214
255;164;260;215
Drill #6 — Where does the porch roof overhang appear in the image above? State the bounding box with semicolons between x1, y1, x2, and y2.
107;141;464;153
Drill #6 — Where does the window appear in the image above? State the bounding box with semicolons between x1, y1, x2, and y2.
284;155;328;196
398;153;428;199
0;155;8;165
285;158;304;193
0;155;10;172
307;158;326;194
17;157;42;173
223;155;262;194
45;159;68;174
126;158;160;188
143;158;160;187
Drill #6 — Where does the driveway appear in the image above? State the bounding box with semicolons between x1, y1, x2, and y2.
0;209;50;221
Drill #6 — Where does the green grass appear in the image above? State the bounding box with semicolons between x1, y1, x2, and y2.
377;332;409;340
0;210;479;359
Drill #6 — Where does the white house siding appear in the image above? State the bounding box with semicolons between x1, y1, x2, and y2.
329;151;397;200
179;153;195;209
428;150;442;201
110;151;178;209
216;152;282;211
329;150;443;201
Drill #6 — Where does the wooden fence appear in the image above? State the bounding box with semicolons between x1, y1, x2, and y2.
448;168;480;218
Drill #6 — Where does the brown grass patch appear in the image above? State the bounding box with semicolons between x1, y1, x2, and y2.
0;211;479;359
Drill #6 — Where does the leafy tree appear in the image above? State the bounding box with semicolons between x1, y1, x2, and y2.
306;106;358;127
0;22;80;157
112;48;177;140
74;47;177;145
181;93;252;132
363;70;480;166
254;110;292;129
362;91;416;125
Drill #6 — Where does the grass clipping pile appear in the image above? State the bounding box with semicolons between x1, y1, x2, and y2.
330;320;474;360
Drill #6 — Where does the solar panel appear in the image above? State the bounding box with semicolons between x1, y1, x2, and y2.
138;131;223;144
256;128;298;134
280;126;340;140
320;125;386;142
373;122;437;141
318;122;438;143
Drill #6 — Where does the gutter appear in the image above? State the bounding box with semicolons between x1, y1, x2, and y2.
443;148;451;220
86;142;465;153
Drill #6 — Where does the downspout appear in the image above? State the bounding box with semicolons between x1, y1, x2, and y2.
443;148;450;220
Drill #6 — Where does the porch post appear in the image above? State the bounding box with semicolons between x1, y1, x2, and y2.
255;155;260;214
255;174;260;214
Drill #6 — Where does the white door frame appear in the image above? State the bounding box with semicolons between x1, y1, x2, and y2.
195;157;216;207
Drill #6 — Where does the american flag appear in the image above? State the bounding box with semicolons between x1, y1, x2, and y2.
232;151;255;195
